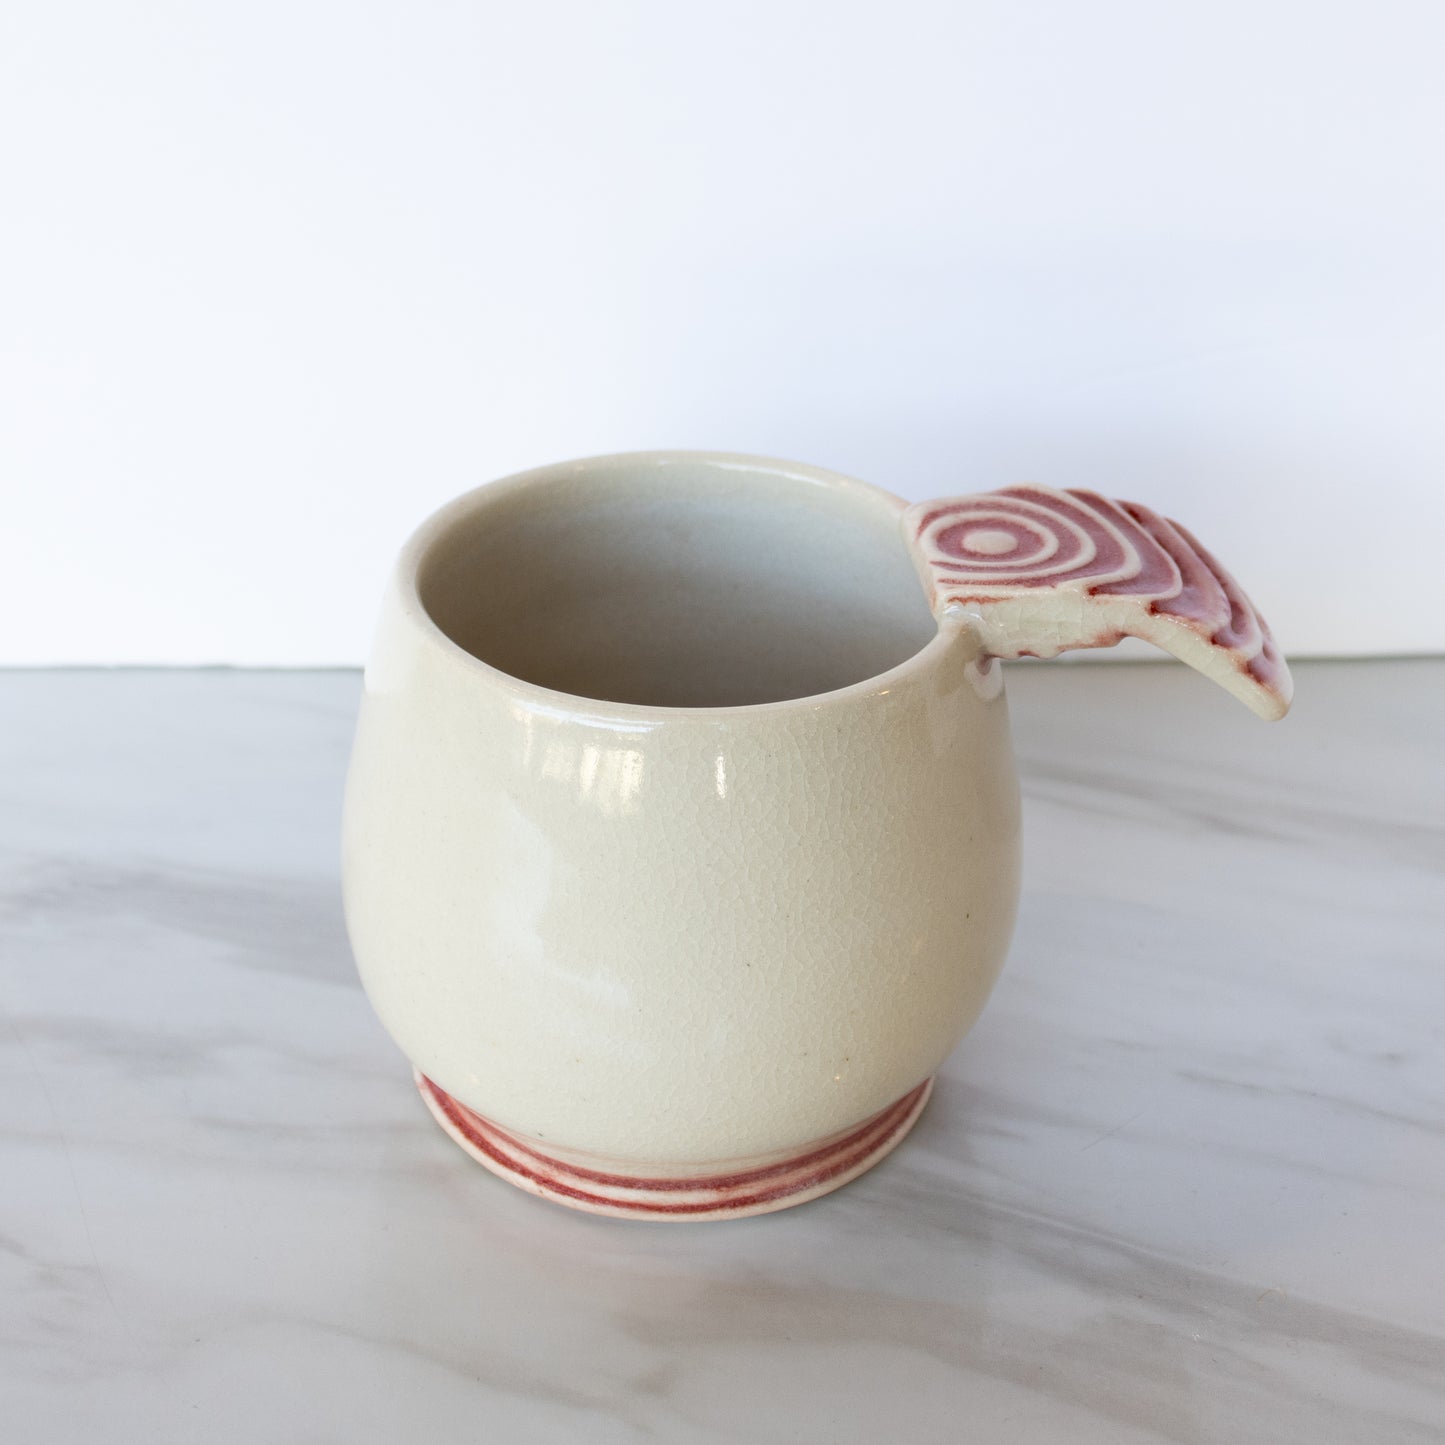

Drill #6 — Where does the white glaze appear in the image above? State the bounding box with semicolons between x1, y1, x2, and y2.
342;454;1021;1169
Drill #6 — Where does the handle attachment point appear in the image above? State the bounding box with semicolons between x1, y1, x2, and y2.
904;486;1292;721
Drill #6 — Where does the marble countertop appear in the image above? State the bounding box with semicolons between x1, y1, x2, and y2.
3;661;1442;1443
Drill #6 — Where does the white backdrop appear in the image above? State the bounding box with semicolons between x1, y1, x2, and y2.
3;1;1442;665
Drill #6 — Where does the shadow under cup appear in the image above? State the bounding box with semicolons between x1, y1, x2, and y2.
413;454;940;708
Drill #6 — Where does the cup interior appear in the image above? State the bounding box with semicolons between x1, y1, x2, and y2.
414;455;939;708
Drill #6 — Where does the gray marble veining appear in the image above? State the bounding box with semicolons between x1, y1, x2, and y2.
2;662;1441;1442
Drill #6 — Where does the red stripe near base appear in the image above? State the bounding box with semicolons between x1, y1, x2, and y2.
417;1075;933;1219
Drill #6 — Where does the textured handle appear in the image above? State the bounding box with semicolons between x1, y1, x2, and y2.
903;486;1292;720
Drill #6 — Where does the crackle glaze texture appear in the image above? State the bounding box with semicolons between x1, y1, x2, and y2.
343;454;1021;1178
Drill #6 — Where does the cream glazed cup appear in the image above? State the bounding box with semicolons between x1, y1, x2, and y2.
342;451;1291;1220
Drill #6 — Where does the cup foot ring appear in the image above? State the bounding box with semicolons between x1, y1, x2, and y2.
415;1071;934;1221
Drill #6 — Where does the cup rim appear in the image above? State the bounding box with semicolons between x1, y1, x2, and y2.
387;449;962;722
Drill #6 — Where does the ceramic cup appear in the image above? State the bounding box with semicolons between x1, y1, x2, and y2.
343;452;1291;1220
